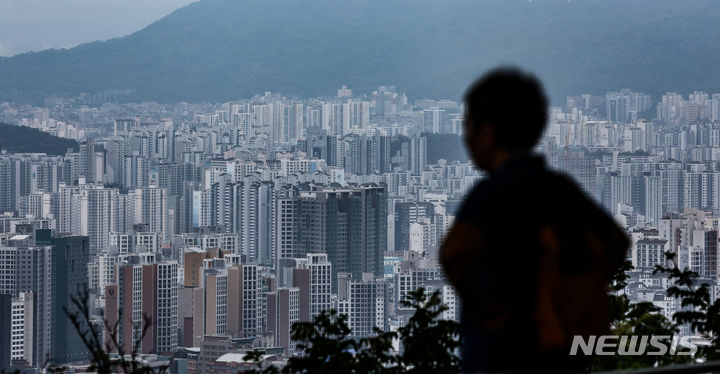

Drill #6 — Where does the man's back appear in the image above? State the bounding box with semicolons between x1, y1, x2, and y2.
442;155;628;372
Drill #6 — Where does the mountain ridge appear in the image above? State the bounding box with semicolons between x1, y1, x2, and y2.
0;0;718;104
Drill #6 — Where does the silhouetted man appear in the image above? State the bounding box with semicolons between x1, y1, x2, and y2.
441;68;628;373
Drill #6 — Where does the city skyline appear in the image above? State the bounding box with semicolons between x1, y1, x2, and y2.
2;1;720;371
3;81;720;370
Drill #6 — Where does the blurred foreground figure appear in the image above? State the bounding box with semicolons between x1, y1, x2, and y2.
441;68;629;373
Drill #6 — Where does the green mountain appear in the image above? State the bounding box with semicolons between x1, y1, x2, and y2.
0;123;79;155
0;0;718;104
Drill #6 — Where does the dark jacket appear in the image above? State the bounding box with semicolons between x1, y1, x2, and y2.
441;155;629;373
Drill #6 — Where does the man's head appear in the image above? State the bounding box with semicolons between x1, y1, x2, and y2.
463;67;548;171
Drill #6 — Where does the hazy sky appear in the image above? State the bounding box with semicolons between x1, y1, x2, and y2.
0;0;196;56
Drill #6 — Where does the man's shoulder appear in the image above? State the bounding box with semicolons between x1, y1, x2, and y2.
544;169;597;203
456;179;493;224
468;178;492;194
464;178;499;206
457;166;593;221
540;168;585;192
492;165;580;195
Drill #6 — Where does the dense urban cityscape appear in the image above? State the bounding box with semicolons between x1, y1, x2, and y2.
2;84;720;371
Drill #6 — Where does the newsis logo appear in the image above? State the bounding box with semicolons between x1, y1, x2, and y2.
569;335;707;356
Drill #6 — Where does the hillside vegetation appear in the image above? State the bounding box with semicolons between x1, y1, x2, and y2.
0;123;79;155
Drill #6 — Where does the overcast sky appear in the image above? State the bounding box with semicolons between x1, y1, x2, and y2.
0;0;196;56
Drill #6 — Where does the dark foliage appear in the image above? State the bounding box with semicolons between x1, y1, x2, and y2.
654;253;720;361
51;285;167;374
244;288;460;374
0;123;78;155
46;259;720;373
592;261;681;371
